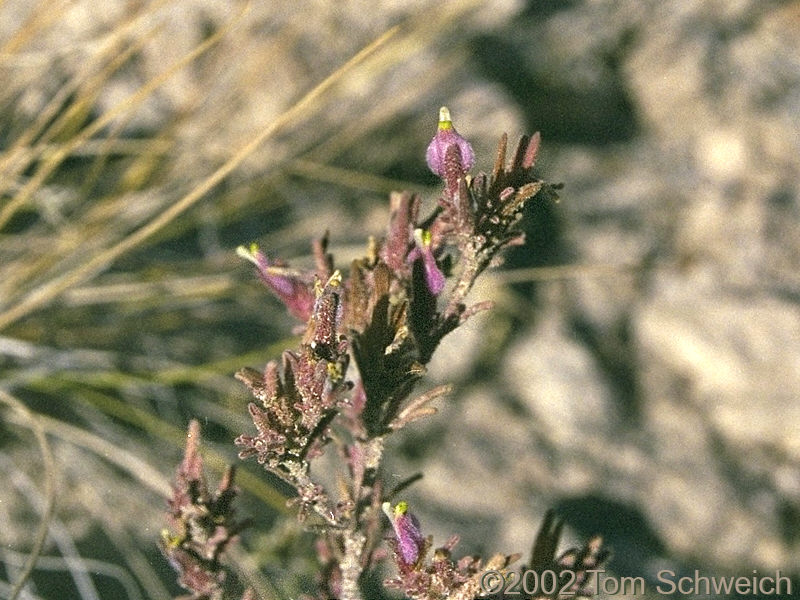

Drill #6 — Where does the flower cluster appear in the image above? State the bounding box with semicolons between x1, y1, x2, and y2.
381;504;610;600
161;107;606;600
382;501;519;600
232;268;350;523
160;420;252;600
232;106;555;477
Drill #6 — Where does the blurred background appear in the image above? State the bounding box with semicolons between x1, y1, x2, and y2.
1;1;798;598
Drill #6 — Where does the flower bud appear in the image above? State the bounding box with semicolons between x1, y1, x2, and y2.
383;501;425;565
425;106;475;177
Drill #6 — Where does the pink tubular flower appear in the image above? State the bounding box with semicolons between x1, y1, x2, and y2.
425;106;475;177
237;244;316;322
383;501;425;565
408;228;445;296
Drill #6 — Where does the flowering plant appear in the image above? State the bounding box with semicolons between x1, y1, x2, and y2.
160;107;607;600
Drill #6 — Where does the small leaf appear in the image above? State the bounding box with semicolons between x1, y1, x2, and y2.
390;384;452;430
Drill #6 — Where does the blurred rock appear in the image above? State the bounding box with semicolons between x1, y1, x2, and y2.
390;0;800;582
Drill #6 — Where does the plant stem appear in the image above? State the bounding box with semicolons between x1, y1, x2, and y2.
340;532;366;600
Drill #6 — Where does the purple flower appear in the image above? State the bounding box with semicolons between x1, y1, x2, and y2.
408;228;445;296
425;106;475;177
237;244;316;322
383;501;425;565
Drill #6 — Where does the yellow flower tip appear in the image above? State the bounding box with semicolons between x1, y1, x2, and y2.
326;361;343;382
161;529;182;548
315;270;342;297
413;227;433;248
394;500;409;516
236;244;260;266
437;106;453;130
327;270;342;287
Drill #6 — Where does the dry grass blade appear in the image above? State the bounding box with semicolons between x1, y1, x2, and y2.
0;390;57;600
0;0;174;168
1;550;144;600
0;0;73;58
5;406;170;497
0;0;196;227
0;23;399;332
